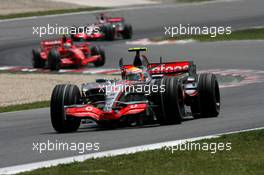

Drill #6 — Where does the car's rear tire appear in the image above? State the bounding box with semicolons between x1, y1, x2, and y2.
50;84;81;133
32;49;45;68
48;48;61;71
122;24;133;39
191;73;220;118
91;46;105;67
151;76;185;125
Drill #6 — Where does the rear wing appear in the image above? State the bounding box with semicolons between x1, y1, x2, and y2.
121;61;196;77
148;61;196;75
41;40;62;49
107;17;124;23
120;47;196;78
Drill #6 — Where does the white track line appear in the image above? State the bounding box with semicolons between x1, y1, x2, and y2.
0;126;263;175
126;38;196;45
0;66;16;71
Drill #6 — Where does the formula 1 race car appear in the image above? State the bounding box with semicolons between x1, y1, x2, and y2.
32;36;105;71
71;13;132;41
50;47;220;133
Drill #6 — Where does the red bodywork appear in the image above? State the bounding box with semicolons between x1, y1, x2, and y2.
65;76;148;122
37;39;103;67
71;31;104;40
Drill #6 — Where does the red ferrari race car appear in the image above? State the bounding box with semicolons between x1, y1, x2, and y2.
32;36;105;71
71;13;133;41
50;47;220;133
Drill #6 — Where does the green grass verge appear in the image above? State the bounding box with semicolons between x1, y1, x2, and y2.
151;28;264;42
0;7;107;20
19;129;264;175
0;101;50;113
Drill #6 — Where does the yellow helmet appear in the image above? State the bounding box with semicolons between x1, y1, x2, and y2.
126;67;144;81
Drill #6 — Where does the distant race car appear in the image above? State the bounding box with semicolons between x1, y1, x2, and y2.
32;36;105;71
71;13;132;41
50;47;220;133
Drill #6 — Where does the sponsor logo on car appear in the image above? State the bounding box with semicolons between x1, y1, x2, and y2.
149;63;189;74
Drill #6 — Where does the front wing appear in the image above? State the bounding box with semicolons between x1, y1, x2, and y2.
65;103;147;121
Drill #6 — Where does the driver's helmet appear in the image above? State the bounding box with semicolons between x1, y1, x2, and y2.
63;42;71;49
98;13;107;23
62;34;72;43
125;67;144;81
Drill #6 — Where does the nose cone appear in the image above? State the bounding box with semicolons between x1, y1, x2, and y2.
73;48;85;59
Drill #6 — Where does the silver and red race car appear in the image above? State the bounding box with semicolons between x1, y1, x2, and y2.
32;36;105;71
50;47;220;133
71;13;132;41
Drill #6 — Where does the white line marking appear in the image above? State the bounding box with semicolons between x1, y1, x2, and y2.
0;66;16;71
127;38;264;46
126;38;195;45
0;126;263;175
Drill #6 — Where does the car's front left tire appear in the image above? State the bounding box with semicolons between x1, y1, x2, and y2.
50;84;81;133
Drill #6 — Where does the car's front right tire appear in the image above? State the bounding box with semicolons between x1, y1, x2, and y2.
191;73;220;118
91;46;105;67
151;76;185;125
101;24;115;41
122;24;133;39
48;48;61;71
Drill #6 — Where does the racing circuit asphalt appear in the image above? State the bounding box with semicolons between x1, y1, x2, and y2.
0;0;264;168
